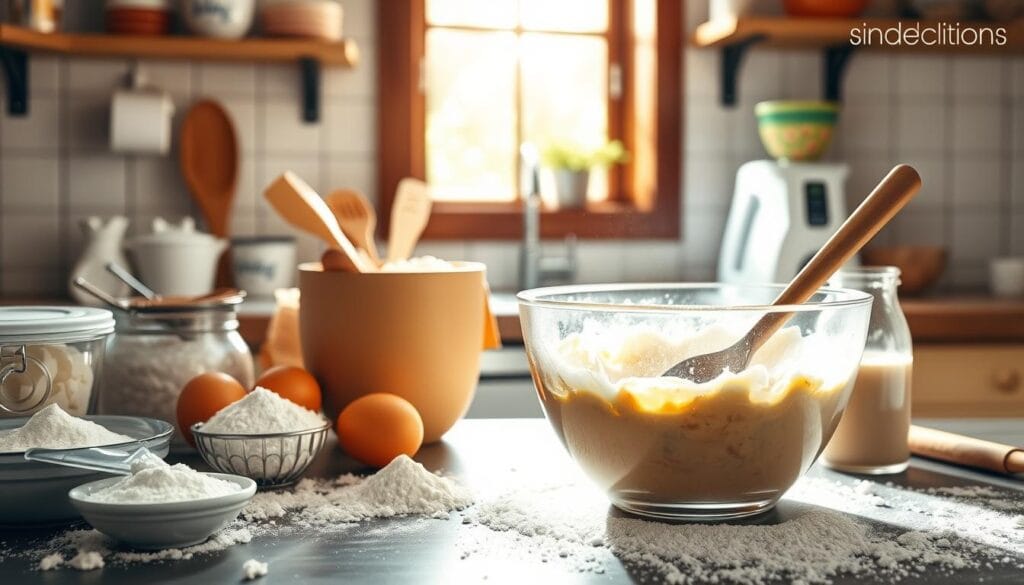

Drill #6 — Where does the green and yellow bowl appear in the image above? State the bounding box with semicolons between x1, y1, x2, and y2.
755;100;839;161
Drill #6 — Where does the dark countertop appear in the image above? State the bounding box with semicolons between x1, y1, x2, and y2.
1;418;1022;584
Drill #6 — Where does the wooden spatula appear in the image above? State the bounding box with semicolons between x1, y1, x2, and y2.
386;178;432;263
180;100;238;286
663;164;922;382
263;172;375;273
327;189;380;265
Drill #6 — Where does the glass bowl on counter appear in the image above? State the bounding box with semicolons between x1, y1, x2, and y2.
517;284;872;521
0;306;115;417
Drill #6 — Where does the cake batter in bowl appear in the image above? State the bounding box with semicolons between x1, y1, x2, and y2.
517;284;872;521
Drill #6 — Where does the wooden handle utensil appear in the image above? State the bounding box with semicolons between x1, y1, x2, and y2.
387;178;432;263
264;172;375;273
909;425;1024;476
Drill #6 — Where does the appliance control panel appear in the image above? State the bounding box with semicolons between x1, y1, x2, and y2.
804;181;829;226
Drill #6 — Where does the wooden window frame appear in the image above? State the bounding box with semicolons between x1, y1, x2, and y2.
377;0;682;240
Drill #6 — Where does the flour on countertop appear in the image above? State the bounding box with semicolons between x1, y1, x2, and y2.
68;551;104;571
459;474;1024;584
38;553;63;571
83;459;241;504
202;387;326;434
242;454;473;524
21;455;471;572
242;558;268;580
0;404;131;453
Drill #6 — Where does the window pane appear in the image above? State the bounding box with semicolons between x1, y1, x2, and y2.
426;0;517;29
426;29;518;201
519;0;608;32
521;33;609;202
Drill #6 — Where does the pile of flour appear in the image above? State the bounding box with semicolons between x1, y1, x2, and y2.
27;455;471;572
202;387;325;434
458;475;1024;583
82;457;240;504
0;404;131;453
380;255;455;272
243;454;473;524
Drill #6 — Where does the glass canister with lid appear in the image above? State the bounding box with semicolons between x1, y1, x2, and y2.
0;306;116;417
100;296;254;448
822;266;913;474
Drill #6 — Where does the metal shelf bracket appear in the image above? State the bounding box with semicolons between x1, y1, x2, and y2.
0;46;28;116
823;44;857;102
720;35;765;107
300;57;320;123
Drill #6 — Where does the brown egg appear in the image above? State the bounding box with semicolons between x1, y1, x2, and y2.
336;393;424;468
176;372;247;447
255;365;322;412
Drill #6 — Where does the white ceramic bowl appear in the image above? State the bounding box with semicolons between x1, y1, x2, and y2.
0;415;173;525
69;473;256;550
183;0;255;39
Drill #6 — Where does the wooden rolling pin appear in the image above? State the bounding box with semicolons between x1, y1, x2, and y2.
909;425;1024;475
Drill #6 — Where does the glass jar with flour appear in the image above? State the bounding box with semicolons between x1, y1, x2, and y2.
100;301;254;449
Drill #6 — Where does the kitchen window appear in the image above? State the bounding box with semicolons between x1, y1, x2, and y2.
378;0;681;239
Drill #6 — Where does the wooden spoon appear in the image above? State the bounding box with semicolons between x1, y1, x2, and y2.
180;100;238;286
327;189;380;265
263;172;375;273
663;164;922;382
386;178;432;263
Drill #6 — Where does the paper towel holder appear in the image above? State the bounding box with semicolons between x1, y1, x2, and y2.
109;64;176;156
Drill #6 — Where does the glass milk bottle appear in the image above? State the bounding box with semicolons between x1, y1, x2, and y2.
823;267;913;474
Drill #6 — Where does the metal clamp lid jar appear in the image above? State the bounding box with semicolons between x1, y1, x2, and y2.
99;291;255;449
0;307;115;415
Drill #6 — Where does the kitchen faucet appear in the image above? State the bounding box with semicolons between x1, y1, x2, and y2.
518;144;577;291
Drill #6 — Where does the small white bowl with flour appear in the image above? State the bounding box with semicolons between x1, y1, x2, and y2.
69;457;256;550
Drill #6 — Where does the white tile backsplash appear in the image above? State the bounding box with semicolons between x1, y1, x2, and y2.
0;8;1018;297
261;100;323;153
322;100;376;154
951;57;1005;100
895;102;946;154
1;156;60;212
0;96;61;152
67;154;127;212
844;54;891;100
895;55;947;100
951;157;1004;209
951;102;1004;154
198;63;258;97
67;58;128;93
65;92;110;151
951;211;1002;261
1;214;61;269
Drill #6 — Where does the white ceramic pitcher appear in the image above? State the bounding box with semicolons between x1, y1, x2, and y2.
68;216;131;306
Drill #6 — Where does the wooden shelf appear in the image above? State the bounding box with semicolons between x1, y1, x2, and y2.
0;24;359;120
0;24;359;65
695;16;1024;51
692;17;1024;105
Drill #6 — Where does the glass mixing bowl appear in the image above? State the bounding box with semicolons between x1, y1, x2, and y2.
518;284;872;521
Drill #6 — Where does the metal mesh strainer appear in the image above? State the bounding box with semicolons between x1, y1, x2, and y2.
191;422;331;488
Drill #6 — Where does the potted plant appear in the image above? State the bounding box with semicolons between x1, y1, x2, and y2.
541;140;629;208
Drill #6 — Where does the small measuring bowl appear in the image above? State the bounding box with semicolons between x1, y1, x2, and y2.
69;473;256;550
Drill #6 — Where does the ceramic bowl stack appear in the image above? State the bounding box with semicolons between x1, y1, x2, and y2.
182;0;255;39
260;0;343;41
105;0;173;35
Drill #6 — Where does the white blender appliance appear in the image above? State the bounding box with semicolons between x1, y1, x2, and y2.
718;160;854;284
